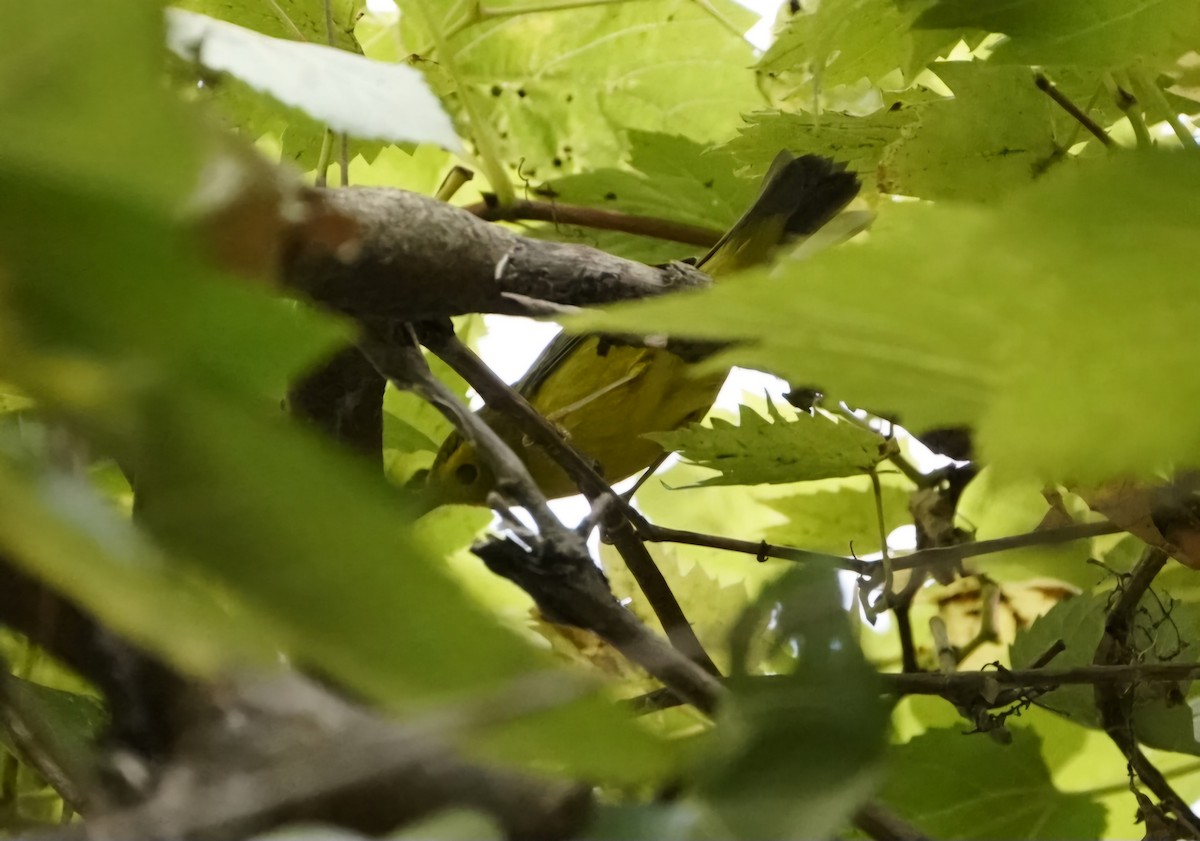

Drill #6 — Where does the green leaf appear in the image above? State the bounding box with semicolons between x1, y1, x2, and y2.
1009;592;1108;728
721;106;922;195
0;677;108;782
884;726;1105;839
1011;590;1200;755
955;470;1096;589
397;0;762;174
167;10;461;151
539;132;755;236
880;62;1075;201
758;0;964;104
649;401;888;487
634;457;795;592
764;478;911;556
916;0;1200;70
172;0;377;165
175;0;365;49
698;563;886;838
602;542;751;671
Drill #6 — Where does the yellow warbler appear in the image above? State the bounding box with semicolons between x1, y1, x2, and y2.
426;153;860;504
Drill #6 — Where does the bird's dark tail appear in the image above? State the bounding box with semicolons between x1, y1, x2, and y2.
698;152;861;277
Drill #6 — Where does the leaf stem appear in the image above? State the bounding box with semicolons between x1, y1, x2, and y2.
440;0;641;42
1130;67;1198;149
410;0;515;204
688;0;747;42
263;0;309;40
314;130;334;188
1108;71;1153;149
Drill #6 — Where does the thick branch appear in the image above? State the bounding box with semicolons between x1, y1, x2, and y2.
283;187;711;321
0;557;186;762
48;674;594;841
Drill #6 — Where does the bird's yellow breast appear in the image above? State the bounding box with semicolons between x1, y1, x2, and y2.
428;338;726;503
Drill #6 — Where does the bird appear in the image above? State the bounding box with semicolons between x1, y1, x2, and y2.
423;152;861;505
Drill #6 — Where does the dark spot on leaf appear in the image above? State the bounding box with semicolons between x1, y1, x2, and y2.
563;145;572;154
533;184;560;198
552;157;563;167
667;13;674;20
517;88;527;98
889;101;902;111
703;179;714;188
491;85;502;96
604;192;617;200
565;93;574;103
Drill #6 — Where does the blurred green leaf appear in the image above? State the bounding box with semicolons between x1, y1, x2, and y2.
635;458;793;592
0;451;281;676
0;2;197;208
916;0;1200;70
650;401;888;487
570;152;1200;483
698;563;886;838
133;392;540;702
176;0;364;48
884;726;1105;839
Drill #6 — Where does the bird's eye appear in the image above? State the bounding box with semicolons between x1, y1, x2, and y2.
455;463;479;485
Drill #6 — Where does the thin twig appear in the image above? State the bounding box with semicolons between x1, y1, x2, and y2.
853;801;930;841
632;518;866;572
438;0;638;43
415;326;720;680
361;323;565;537
363;324;722;710
635;519;1118;577
464;199;722;247
1094;546;1200;838
630;661;1200;714
409;3;513;204
890;521;1121;572
1034;73;1116;148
